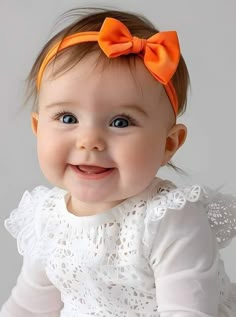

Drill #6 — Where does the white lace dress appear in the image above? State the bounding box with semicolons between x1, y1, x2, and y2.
1;177;236;317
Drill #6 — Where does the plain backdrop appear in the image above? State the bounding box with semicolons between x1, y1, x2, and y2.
0;0;236;305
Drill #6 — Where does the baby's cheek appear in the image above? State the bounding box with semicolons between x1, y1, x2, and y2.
121;138;159;162
37;138;62;178
37;143;52;176
126;139;165;174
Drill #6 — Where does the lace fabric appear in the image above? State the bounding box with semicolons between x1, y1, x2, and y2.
203;189;236;248
4;178;236;316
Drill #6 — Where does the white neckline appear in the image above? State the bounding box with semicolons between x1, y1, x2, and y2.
51;177;162;227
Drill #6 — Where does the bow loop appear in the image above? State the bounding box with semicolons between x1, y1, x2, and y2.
145;32;180;83
98;17;134;57
98;18;147;55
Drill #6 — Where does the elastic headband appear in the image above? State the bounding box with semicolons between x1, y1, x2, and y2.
37;17;180;115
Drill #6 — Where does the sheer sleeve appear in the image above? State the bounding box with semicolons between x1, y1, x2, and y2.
1;186;63;316
150;201;220;317
0;256;63;316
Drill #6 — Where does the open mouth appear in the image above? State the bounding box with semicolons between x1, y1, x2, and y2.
77;165;111;174
71;164;114;180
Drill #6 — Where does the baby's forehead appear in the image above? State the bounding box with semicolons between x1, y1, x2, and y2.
41;51;163;98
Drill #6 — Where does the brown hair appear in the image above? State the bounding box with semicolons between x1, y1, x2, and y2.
26;8;190;173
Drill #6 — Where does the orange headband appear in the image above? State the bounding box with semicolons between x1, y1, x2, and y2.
37;17;180;115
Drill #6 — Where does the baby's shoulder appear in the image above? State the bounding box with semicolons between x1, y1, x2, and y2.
143;178;236;249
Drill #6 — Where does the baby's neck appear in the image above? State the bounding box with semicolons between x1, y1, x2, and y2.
66;195;125;217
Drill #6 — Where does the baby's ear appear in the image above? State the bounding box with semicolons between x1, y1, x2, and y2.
31;112;39;135
162;124;187;166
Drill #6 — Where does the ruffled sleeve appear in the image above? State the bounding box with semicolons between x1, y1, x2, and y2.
0;256;63;316
143;183;236;316
143;183;236;251
144;185;220;316
4;186;50;258
142;184;203;251
1;186;63;316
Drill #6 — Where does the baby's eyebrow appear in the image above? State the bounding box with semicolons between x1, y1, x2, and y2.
43;101;76;109
42;101;148;117
119;104;148;117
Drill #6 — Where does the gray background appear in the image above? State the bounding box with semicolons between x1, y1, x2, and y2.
0;0;236;305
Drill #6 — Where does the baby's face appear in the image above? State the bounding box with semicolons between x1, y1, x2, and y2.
32;52;186;215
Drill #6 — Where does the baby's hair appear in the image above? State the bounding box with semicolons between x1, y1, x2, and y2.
26;7;190;173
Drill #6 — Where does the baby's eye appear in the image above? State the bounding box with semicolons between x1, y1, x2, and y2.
110;115;135;128
54;112;78;124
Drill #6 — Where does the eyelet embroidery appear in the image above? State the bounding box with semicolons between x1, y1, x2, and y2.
4;181;236;315
146;184;202;224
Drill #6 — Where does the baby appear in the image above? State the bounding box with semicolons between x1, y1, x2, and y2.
1;8;236;317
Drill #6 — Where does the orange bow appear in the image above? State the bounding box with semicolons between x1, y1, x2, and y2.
37;17;180;115
98;18;180;85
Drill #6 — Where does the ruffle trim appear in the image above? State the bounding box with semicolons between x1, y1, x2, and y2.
143;183;236;249
4;182;236;263
145;184;202;222
4;186;141;264
202;189;236;248
4;186;50;259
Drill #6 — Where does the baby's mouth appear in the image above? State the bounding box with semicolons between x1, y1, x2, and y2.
77;165;111;174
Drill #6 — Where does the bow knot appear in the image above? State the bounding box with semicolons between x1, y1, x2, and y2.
131;37;147;54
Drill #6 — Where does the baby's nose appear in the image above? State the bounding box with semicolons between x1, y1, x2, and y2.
76;132;106;152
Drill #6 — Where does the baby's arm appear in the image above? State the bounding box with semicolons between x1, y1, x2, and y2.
150;201;219;317
0;256;63;317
